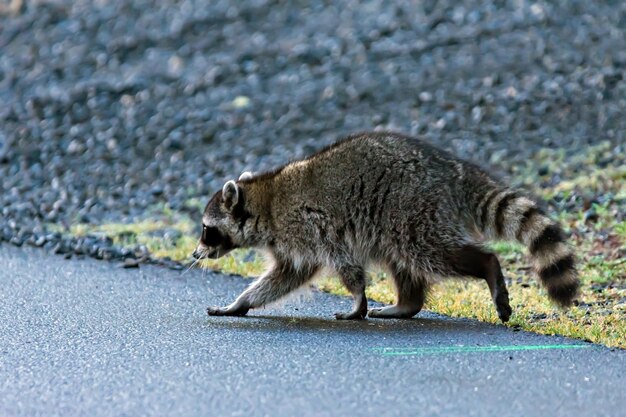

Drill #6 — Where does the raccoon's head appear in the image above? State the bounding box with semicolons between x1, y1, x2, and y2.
192;179;251;260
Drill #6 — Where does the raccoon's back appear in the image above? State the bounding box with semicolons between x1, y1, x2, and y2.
273;133;477;245
303;132;484;218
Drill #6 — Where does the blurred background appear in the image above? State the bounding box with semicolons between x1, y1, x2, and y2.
1;0;624;228
1;0;625;345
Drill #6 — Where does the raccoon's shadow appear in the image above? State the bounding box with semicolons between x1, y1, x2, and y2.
204;313;493;335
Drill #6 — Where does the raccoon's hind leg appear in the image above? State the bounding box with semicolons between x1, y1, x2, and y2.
334;264;368;320
207;261;319;317
449;245;512;322
368;264;426;319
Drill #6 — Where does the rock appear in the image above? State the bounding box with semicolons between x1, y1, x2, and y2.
121;258;141;269
52;242;70;255
418;92;433;103
584;209;599;224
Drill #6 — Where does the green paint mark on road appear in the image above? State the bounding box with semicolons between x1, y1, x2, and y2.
374;344;593;356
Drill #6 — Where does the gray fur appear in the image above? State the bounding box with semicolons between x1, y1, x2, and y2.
194;132;579;321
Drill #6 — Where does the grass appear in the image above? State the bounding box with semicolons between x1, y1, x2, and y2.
58;151;626;349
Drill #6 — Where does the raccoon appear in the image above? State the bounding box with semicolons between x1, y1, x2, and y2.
193;132;579;321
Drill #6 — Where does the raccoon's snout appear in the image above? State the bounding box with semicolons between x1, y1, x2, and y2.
192;245;221;260
192;245;213;260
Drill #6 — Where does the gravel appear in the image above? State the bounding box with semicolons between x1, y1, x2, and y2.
1;0;625;265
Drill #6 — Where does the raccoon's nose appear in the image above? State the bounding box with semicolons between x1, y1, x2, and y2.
192;249;202;259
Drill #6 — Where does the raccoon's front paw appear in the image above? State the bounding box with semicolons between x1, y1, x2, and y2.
206;305;249;317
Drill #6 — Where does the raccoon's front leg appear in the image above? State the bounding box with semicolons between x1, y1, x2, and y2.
334;264;368;320
207;261;319;317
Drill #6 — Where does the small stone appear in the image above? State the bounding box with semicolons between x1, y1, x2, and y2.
67;140;85;154
121;258;141;269
52;242;70;255
150;186;164;196
584;209;599;223
231;96;251;109
418;92;432;102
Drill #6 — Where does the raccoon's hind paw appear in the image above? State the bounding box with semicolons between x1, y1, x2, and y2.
494;290;512;322
496;298;512;323
207;305;249;317
335;310;367;320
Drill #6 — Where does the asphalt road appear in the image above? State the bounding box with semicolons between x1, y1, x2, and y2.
1;244;624;417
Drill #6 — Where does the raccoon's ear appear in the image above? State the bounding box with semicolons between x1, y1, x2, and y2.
222;180;240;212
239;171;253;181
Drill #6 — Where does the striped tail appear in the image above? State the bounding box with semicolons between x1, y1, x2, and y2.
475;187;580;307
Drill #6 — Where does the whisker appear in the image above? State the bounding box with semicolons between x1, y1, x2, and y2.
182;254;202;276
201;249;210;279
181;261;196;276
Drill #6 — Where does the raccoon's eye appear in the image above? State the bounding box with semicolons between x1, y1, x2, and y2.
202;225;222;247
